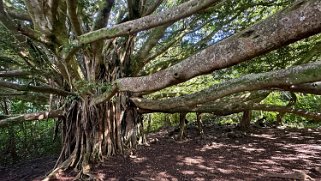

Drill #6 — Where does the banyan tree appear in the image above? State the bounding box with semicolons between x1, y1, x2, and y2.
0;0;321;178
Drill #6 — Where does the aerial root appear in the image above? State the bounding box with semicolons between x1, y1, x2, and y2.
42;158;72;181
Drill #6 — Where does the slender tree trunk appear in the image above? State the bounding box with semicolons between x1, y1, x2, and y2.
240;110;251;131
276;113;285;126
178;113;187;140
164;114;171;127
196;112;204;138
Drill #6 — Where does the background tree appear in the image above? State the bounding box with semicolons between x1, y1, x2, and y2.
0;0;321;179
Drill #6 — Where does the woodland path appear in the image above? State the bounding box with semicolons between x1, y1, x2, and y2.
1;124;321;181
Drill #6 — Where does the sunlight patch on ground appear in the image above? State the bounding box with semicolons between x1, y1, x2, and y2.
181;170;195;175
241;146;266;153
96;173;106;180
270;156;299;161
296;154;314;159
261;159;279;165
198;164;215;171
182;156;205;166
154;171;178;181
130;156;148;163
251;134;277;139
140;168;153;175
217;168;233;174
294;144;321;153
250;161;267;165
197;142;224;152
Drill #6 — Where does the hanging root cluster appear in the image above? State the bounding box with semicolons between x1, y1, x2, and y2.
46;94;145;180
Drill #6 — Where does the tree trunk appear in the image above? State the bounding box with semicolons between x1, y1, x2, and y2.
196;112;204;138
178;113;187;140
276;113;285;126
50;38;143;179
52;94;143;179
240;110;251;131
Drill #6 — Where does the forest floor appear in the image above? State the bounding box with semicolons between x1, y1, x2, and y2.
1;123;321;181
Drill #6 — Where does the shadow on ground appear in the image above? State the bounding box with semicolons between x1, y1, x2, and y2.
93;126;321;181
1;126;321;181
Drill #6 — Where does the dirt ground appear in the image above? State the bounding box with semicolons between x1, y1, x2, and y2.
1;124;321;181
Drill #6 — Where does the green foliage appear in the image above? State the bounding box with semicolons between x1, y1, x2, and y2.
216;116;239;125
0;119;60;165
143;113;179;133
283;94;321;127
0;99;60;165
75;80;112;95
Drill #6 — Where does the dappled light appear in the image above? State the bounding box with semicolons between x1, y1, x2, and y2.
35;126;320;180
1;0;321;180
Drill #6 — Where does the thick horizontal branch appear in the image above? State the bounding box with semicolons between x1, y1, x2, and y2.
0;70;30;77
0;80;75;96
139;94;321;121
72;0;222;46
0;115;9;119
250;104;321;121
138;90;270;113
0;110;63;127
7;9;31;21
192;103;321;121
278;81;321;95
131;61;321;111
116;0;321;94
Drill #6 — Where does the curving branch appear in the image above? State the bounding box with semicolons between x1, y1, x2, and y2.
67;0;83;36
278;82;321;95
131;61;321;111
0;1;46;49
7;9;31;21
197;103;321;121
132;25;169;75
92;0;115;31
0;70;30;77
0;80;75;96
0;0;25;41
136;90;321;121
0;110;63;127
72;0;222;46
138;90;270;113
115;0;321;94
251;104;321;121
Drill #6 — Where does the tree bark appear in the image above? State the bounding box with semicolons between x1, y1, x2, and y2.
196;112;204;138
240;110;251;131
0;110;63;128
131;61;321;112
178;113;187;140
